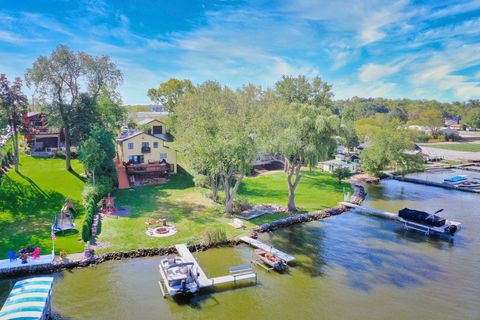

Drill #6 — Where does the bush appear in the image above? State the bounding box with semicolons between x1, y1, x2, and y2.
233;198;252;213
54;150;78;159
201;229;227;245
193;174;209;188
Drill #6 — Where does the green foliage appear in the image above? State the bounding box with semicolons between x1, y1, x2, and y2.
193;174;209;188
275;75;334;110
233;198;252;213
147;78;193;112
332;167;352;184
465;108;480;128
81;197;96;242
360;122;415;176
201;229;227;245
416;109;444;136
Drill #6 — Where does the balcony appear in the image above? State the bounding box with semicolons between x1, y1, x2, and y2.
141;146;151;153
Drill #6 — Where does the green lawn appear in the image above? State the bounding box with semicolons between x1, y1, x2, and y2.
98;170;246;253
238;169;352;212
99;168;350;253
421;143;480;152
0;153;85;258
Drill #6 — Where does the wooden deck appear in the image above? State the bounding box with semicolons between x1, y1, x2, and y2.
239;236;295;263
0;253;54;273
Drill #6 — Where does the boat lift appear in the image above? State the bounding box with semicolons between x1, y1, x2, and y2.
159;244;257;298
339;202;461;237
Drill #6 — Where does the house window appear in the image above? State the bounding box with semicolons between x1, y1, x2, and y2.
153;125;163;135
128;142;134;150
128;155;144;164
141;142;149;148
153;142;159;148
160;153;168;160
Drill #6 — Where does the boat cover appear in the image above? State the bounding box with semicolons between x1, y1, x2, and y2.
444;176;467;183
398;208;446;227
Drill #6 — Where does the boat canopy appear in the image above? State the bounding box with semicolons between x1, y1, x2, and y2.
399;208;446;227
0;277;54;320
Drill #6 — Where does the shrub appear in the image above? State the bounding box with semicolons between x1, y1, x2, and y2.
201;229;227;245
233;198;252;213
332;167;353;184
193;174;209;188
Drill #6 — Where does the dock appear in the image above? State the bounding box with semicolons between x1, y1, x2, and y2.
240;236;295;263
172;244;257;289
339;202;461;236
0;253;54;274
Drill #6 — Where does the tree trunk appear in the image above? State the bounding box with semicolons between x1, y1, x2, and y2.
64;125;72;171
211;174;218;202
12;122;19;172
223;170;244;214
286;157;302;212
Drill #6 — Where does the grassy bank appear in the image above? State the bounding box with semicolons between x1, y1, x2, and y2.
238;169;352;212
421;143;480;152
0;153;85;257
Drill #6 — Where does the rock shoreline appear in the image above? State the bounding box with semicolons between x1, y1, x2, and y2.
252;184;367;234
0;241;239;280
0;184;368;279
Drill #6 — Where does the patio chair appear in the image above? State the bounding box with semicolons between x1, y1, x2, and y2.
8;250;16;262
32;247;41;259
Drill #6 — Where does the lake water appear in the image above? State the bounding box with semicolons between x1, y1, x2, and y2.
1;179;479;319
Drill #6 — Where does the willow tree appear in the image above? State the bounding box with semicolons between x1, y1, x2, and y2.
174;81;261;213
0;75;28;172
25;45;122;170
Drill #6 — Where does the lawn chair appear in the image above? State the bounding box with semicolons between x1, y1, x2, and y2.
31;247;41;259
8;250;16;262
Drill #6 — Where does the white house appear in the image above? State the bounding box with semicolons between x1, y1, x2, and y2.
319;154;359;173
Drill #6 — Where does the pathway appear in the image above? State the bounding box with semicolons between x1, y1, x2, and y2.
115;161;130;189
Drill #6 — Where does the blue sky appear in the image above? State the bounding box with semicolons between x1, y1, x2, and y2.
0;0;479;104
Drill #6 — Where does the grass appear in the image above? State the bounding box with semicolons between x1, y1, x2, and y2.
238;169;352;213
97;170;246;253
421;143;480;152
0;154;351;256
0;153;85;258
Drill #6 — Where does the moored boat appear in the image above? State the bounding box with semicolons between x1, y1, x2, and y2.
456;180;480;188
398;208;460;236
254;249;287;272
443;175;467;184
159;256;199;296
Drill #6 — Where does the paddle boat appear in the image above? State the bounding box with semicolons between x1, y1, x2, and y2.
159;256;199;296
443;175;467;184
398;208;460;236
254;249;288;272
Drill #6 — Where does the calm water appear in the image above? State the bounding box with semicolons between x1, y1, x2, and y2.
1;179;479;319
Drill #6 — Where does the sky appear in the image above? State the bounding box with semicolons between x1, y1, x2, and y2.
0;0;479;104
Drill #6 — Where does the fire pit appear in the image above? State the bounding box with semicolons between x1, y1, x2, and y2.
146;225;177;238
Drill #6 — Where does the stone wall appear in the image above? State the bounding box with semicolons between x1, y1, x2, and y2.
252;184;367;234
0;241;239;279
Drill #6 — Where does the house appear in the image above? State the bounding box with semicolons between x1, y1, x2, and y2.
319;154;359;173
116;128;177;186
137;118;171;139
23;112;64;152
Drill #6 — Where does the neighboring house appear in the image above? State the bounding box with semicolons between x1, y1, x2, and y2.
444;116;460;126
23;112;64;152
253;153;283;166
116;129;177;186
137;118;171;139
356;141;372;153
319;154;358;173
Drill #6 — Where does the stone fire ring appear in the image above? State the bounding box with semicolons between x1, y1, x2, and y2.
146;225;177;238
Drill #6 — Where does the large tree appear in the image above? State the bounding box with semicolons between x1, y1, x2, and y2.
416;109;444;136
147;78;192;113
465;108;480;129
25;45;122;170
275;75;334;110
0;75;28;172
267;100;339;212
175;81;260;213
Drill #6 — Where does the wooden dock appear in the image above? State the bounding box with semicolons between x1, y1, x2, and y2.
339;202;461;236
174;244;257;289
239;236;295;263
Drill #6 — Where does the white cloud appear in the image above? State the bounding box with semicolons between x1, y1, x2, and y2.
358;63;400;82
